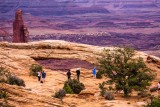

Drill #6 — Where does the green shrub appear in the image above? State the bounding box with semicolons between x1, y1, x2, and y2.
0;67;10;83
54;89;66;99
96;71;103;79
63;84;73;94
104;92;114;100
0;90;9;99
108;86;114;91
29;64;42;76
99;82;106;96
7;75;25;87
106;80;114;85
0;66;25;87
146;97;160;107
64;79;85;94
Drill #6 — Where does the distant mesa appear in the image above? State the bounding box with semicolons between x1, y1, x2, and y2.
13;9;29;43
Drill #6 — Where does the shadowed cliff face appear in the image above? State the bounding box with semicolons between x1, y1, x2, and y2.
37;59;94;71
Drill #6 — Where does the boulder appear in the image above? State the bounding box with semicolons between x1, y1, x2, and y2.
136;102;147;107
147;55;160;65
104;92;114;100
79;89;95;95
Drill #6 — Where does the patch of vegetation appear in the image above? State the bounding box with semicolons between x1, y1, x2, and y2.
96;71;103;79
63;79;85;94
0;66;25;87
146;97;160;107
97;47;155;97
99;82;106;96
54;89;66;99
7;75;25;87
63;84;73;94
0;90;9;99
29;64;42;76
0;67;10;83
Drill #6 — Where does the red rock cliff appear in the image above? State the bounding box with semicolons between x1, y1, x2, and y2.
13;10;29;43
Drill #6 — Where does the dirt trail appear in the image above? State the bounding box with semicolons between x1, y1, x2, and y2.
20;67;157;107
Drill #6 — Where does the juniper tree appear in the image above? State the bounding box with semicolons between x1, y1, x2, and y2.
98;47;155;97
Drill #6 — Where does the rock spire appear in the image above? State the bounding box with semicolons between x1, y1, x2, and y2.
13;9;29;43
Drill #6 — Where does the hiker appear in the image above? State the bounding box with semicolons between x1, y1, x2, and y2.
67;69;71;80
37;70;41;82
92;67;97;78
41;70;46;83
76;68;80;81
158;81;160;95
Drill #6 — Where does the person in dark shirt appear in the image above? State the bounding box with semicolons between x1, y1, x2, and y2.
76;68;80;81
67;69;71;80
41;70;46;83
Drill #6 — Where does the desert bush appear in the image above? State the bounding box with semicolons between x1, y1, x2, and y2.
0;90;9;99
54;89;66;99
29;64;42;76
96;71;103;79
64;79;85;94
7;75;25;87
0;67;10;83
99;82;106;96
146;97;160;107
0;66;25;87
104;92;114;100
106;80;114;85
63;84;73;94
108;86;114;91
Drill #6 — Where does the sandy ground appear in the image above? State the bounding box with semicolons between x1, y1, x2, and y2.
18;67;160;107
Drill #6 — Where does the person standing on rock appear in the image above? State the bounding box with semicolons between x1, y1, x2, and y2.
67;69;71;80
37;70;41;82
76;68;81;81
92;67;97;78
41;70;46;83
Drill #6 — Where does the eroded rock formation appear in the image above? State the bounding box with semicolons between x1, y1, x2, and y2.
0;41;160;107
0;40;158;73
13;9;29;43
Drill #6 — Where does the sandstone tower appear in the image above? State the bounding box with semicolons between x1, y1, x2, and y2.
13;10;29;43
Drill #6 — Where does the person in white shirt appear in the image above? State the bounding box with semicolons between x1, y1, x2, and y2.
37;71;41;82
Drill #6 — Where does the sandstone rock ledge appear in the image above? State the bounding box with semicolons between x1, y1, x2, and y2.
0;40;160;107
0;40;111;74
0;83;64;107
0;40;154;74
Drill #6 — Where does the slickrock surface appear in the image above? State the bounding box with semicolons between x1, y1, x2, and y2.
0;83;64;107
0;40;160;107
